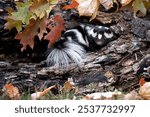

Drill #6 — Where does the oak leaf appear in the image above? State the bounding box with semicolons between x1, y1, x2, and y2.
4;18;22;32
29;0;58;19
15;18;47;51
44;15;65;46
4;1;33;31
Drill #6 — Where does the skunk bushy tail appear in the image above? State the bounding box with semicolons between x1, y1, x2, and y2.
46;24;117;68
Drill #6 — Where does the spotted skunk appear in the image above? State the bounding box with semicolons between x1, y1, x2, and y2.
46;24;117;68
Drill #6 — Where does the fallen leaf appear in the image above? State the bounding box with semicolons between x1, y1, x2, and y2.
29;0;58;19
104;71;114;78
139;82;150;99
4;2;33;32
139;77;146;86
63;0;79;10
62;78;75;92
31;85;56;100
6;1;33;25
77;0;99;21
123;90;139;100
133;0;147;17
3;83;20;100
121;0;133;6
99;0;113;10
45;15;65;46
4;18;22;32
15;17;47;51
84;91;122;100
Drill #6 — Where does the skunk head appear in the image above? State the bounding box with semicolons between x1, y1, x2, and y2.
83;25;115;47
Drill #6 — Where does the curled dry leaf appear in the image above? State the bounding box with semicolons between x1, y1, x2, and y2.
76;0;99;21
123;90;139;100
3;83;20;100
31;85;56;100
84;91;122;100
121;0;133;6
99;0;113;10
139;82;150;100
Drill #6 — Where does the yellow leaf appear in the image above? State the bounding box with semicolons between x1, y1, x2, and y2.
29;0;58;19
133;0;147;17
4;18;22;32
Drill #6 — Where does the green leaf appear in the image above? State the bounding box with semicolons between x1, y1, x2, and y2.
5;1;33;31
4;18;22;32
29;0;58;19
10;1;33;25
133;0;147;17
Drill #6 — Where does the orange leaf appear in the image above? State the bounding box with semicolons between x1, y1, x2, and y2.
15;17;47;51
44;15;65;46
139;77;146;86
62;78;75;92
31;85;56;100
3;83;20;100
63;0;79;10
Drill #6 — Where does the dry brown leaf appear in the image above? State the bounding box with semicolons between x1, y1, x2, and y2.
99;0;113;10
62;78;75;92
76;0;99;21
3;83;20;100
139;77;146;86
123;90;139;100
83;91;122;100
104;71;114;78
121;0;133;6
139;82;150;100
31;85;56;100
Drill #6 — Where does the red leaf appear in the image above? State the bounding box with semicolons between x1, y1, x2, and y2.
44;15;65;46
63;0;79;10
139;77;146;86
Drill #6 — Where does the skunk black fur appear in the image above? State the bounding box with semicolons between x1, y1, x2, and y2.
46;24;117;68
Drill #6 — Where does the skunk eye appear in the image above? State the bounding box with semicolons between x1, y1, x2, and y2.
88;28;97;37
60;37;65;40
104;32;114;38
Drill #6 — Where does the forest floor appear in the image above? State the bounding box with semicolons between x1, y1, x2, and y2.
0;1;150;100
